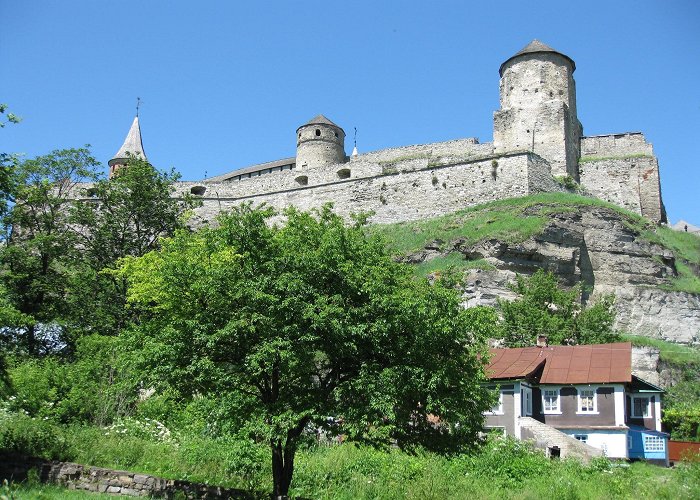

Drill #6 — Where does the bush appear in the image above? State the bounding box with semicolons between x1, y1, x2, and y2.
459;435;551;486
6;335;137;426
0;409;73;460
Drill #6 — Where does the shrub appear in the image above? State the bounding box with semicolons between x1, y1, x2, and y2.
0;409;73;460
460;436;551;486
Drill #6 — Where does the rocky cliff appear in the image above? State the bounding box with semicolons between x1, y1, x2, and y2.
397;202;700;345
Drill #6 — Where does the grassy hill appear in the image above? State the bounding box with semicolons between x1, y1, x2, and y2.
368;193;700;294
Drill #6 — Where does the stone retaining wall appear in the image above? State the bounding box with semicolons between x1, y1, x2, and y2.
0;454;252;499
519;417;604;462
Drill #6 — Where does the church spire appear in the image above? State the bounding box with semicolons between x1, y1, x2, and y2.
109;115;148;177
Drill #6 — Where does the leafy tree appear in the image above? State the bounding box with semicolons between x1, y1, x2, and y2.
119;204;493;498
0;153;20;224
0;104;21;128
499;270;618;347
0;148;100;355
664;369;700;441
67;157;198;337
5;334;136;425
0;103;21;385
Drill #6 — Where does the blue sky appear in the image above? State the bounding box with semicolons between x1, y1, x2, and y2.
3;1;699;225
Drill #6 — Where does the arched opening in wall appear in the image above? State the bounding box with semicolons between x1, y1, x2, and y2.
190;186;206;196
337;168;351;180
295;175;309;186
315;129;321;137
86;188;98;198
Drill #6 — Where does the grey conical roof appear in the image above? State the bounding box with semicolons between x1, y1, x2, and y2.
499;39;575;76
297;114;344;134
304;114;339;127
109;116;147;166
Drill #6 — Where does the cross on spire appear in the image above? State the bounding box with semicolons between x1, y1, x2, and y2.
136;97;142;117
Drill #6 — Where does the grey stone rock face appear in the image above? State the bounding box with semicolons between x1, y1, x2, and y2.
416;205;699;345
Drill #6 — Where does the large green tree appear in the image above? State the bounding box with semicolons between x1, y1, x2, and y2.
499;270;619;347
67;157;197;337
119;204;493;498
0;148;100;355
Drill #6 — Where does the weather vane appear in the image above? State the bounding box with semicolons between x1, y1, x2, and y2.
136;97;142;117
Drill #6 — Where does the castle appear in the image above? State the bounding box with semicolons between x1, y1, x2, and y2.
107;40;666;226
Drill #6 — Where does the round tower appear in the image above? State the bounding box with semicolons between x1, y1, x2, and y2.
493;40;582;180
295;115;346;171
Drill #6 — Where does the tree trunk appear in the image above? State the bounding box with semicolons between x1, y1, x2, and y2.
271;439;296;499
26;323;37;356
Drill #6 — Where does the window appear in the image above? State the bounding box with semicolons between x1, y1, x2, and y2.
525;389;532;416
574;434;588;444
543;389;560;413
632;396;650;418
487;391;503;415
578;388;596;413
644;435;664;452
190;186;206;196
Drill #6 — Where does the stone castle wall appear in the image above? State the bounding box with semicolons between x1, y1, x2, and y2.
173;147;564;226
579;133;664;222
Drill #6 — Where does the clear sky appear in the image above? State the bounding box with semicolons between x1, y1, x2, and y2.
3;1;699;225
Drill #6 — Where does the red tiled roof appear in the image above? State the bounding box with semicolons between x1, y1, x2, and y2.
486;342;632;384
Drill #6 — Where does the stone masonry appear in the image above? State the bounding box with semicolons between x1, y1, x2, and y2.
94;40;665;228
0;454;252;499
518;417;604;462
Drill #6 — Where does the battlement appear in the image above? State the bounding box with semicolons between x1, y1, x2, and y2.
104;40;665;225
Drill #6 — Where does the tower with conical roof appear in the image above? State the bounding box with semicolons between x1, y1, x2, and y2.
295;115;346;171
108;116;148;178
493;40;582;180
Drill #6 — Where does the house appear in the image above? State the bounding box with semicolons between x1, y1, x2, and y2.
484;340;668;465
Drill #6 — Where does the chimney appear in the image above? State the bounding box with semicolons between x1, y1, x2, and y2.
537;335;549;347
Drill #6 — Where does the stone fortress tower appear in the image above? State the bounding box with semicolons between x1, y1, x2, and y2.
295;115;347;172
493;40;582;180
91;40;697;349
103;40;665;227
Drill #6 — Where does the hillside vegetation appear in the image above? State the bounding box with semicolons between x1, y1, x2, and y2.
2;415;699;499
368;193;700;294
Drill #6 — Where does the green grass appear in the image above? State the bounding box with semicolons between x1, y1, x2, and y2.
369;192;700;294
643;225;700;293
368;192;646;256
2;481;132;499
623;334;700;366
414;254;495;278
6;433;699;500
3;411;700;499
579;153;653;163
663;261;700;294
